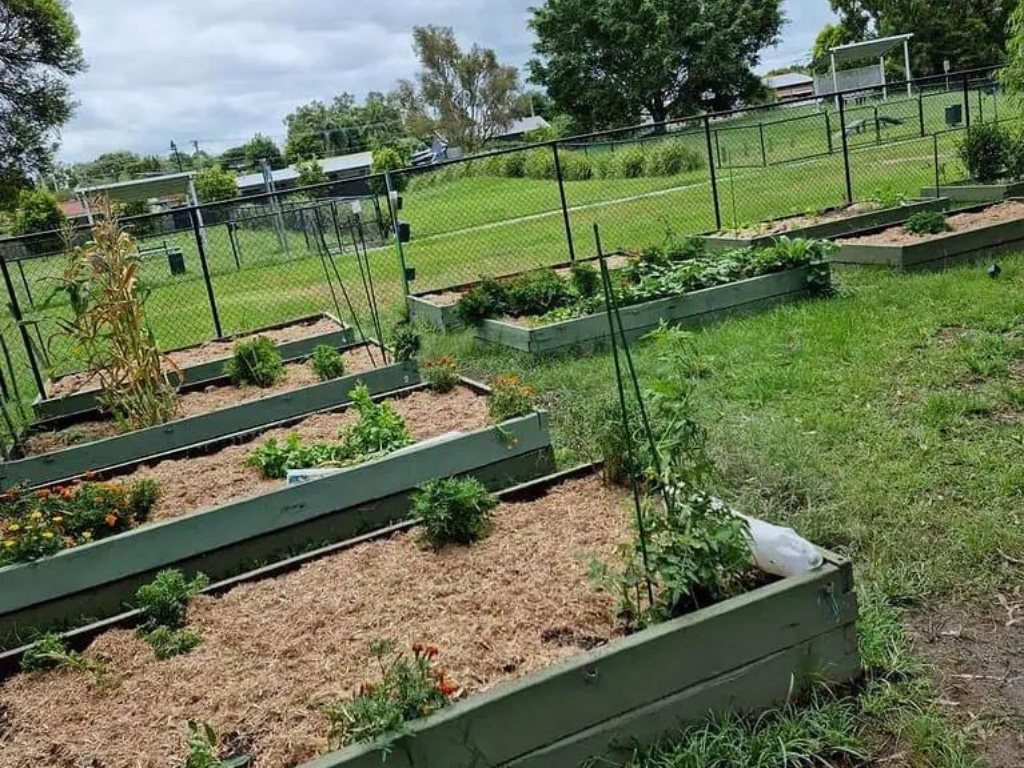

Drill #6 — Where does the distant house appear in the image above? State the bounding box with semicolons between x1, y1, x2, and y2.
234;151;374;197
58;198;90;224
765;73;815;102
494;115;550;142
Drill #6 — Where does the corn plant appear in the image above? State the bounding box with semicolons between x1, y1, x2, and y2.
53;203;178;429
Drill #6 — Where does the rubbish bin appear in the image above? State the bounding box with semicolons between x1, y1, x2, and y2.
167;247;186;276
945;104;963;127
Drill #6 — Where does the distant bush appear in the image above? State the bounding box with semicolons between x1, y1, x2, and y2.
225;336;284;388
559;151;594;181
1005;130;1024;179
524;148;557;180
612;146;647;178
502;151;527;178
644;141;703;176
957;124;1008;183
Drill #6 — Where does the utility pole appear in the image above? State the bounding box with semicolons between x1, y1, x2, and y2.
170;140;184;172
192;140;202;168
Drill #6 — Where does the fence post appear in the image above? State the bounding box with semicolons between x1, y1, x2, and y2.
0;254;45;399
703;115;723;231
385;171;411;298
825;111;834;154
551;143;577;262
918;92;926;137
933;134;942;198
190;208;223;338
837;97;854;205
758;122;767;167
963;73;971;129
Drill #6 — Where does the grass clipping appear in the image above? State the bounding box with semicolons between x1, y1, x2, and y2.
54;206;178;429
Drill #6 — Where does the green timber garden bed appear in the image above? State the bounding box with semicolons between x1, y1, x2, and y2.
0;466;857;768
835;199;1024;270
702;198;946;251
1;343;408;490
32;312;356;421
920;179;1024;203
0;377;554;645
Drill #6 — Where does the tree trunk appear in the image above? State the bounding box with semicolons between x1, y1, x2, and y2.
648;99;668;133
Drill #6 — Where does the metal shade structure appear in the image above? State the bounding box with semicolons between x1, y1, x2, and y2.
823;33;914;103
75;172;200;224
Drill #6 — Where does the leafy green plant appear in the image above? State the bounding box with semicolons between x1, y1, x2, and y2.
569;262;601;299
310;345;346;381
183;721;250;768
390;322;421;361
324;641;456;752
455;278;508;326
225;336;284;388
145;626;202;660
957;123;1008;183
411;477;499;546
613;146;647;178
523;147;557;179
1006;130;1024;179
422;356;460;393
135;569;210;630
560;151;594;180
1;478;159;566
488;374;536;421
20;632;109;684
903;211;951;236
643;141;703;176
870;186;909;209
505;269;571;317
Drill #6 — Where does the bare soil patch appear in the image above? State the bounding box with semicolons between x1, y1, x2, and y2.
24;347;378;456
48;316;345;398
842;201;1024;247
911;593;1024;768
720;202;882;238
0;474;630;768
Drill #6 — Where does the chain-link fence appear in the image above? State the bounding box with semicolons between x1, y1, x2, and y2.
0;65;1018;424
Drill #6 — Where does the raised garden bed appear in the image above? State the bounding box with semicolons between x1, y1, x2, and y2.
32;313;355;421
0;380;554;644
920;180;1024;203
475;265;827;356
835;199;1024;270
0;467;857;768
1;344;409;490
407;254;631;332
703;198;946;250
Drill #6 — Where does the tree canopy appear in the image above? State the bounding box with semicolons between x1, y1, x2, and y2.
0;0;85;207
193;166;237;203
283;92;404;163
528;0;784;130
395;26;521;151
10;188;65;234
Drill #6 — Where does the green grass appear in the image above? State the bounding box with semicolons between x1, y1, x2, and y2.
421;255;1024;765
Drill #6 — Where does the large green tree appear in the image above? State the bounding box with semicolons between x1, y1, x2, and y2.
10;188;65;234
822;0;1016;76
0;0;85;207
283;92;404;163
194;166;237;203
1006;1;1024;99
394;26;521;151
528;0;784;130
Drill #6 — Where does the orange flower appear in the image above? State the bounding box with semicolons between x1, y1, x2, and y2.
412;642;424;654
425;645;439;659
60;487;73;499
34;488;51;500
438;678;458;697
105;513;118;527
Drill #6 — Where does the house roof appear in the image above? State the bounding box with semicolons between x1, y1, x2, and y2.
824;33;914;66
59;198;88;218
235;151;374;191
500;115;550;137
766;73;814;89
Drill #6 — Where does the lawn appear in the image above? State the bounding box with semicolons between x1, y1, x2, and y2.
422;257;1024;767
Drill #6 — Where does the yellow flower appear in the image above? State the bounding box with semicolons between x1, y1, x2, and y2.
41;531;54;539
52;516;64;524
30;511;42;520
3;539;15;548
82;531;93;540
7;523;20;532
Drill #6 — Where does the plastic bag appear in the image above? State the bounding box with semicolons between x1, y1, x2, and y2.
734;512;823;577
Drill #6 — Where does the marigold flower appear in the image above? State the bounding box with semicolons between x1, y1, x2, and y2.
51;516;63;524
8;523;20;532
3;539;15;548
425;644;439;658
105;513;118;527
41;531;54;539
34;489;51;499
412;642;424;654
30;511;43;520
82;531;93;540
438;679;458;697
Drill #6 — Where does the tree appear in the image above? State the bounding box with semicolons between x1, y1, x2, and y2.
394;26;521;151
0;1;85;207
244;133;285;171
821;0;1017;77
369;146;410;195
283;93;406;163
528;0;784;131
218;144;249;171
296;158;327;188
193;166;237;203
10;188;66;235
1006;2;1024;99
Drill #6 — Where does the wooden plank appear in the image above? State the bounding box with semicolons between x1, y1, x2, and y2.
407;296;463;331
0;412;552;621
303;556;856;768
920;181;1024;203
2;360;420;490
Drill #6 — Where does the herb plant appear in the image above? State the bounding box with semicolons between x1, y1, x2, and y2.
569;262;601;299
146;626;202;660
324;641;456;752
957;123;1008;183
310;345;346;381
183;721;250;768
20;632;109;684
422;356;460;394
135;569;210;629
411;477;499;546
903;211;951;236
225;336;284;387
456;278;508;326
391;322;421;361
488;374;536;422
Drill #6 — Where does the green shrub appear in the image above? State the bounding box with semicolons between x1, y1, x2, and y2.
559;151;594;181
957;123;1008;183
590;153;615;179
135;569;210;629
644;141;703;177
903;211;951;236
247;434;339;479
505;269;571;317
455;278;509;326
570;262;601;299
488;374;536;421
612;146;647;178
144;626;202;659
422;356;460;394
225;336;284;387
311;345;346;381
502;151;527;178
391;323;421;361
324;641;456;751
524;148;557;179
411;477;499;546
337;384;411;457
1005;130;1024;179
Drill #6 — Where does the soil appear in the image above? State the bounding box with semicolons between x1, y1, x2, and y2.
720;202;883;238
0;474;631;768
910;593;1024;768
418;256;632;308
23;347;379;457
47;316;345;399
841;201;1024;247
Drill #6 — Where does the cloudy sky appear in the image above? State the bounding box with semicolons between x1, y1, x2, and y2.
59;0;836;163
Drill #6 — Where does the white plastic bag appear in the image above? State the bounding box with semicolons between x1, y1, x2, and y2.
734;512;823;577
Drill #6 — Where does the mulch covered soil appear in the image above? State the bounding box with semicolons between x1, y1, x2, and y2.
841;200;1024;246
47;316;346;398
24;346;379;456
721;202;882;238
0;474;630;768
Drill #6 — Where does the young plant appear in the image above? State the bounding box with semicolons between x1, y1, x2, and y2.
903;211;951;236
505;269;571;317
20;632;109;685
957;123;1008;183
411;477;499;546
135;568;210;629
870;186;908;209
422;356;460;394
310;345;347;381
224;336;284;388
569;262;601;300
324;641;457;752
52;206;179;429
146;626;203;660
391;322;421;362
183;721;250;768
455;277;508;326
246;434;340;480
488;374;536;422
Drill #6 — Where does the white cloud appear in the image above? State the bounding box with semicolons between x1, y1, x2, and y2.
59;0;832;162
